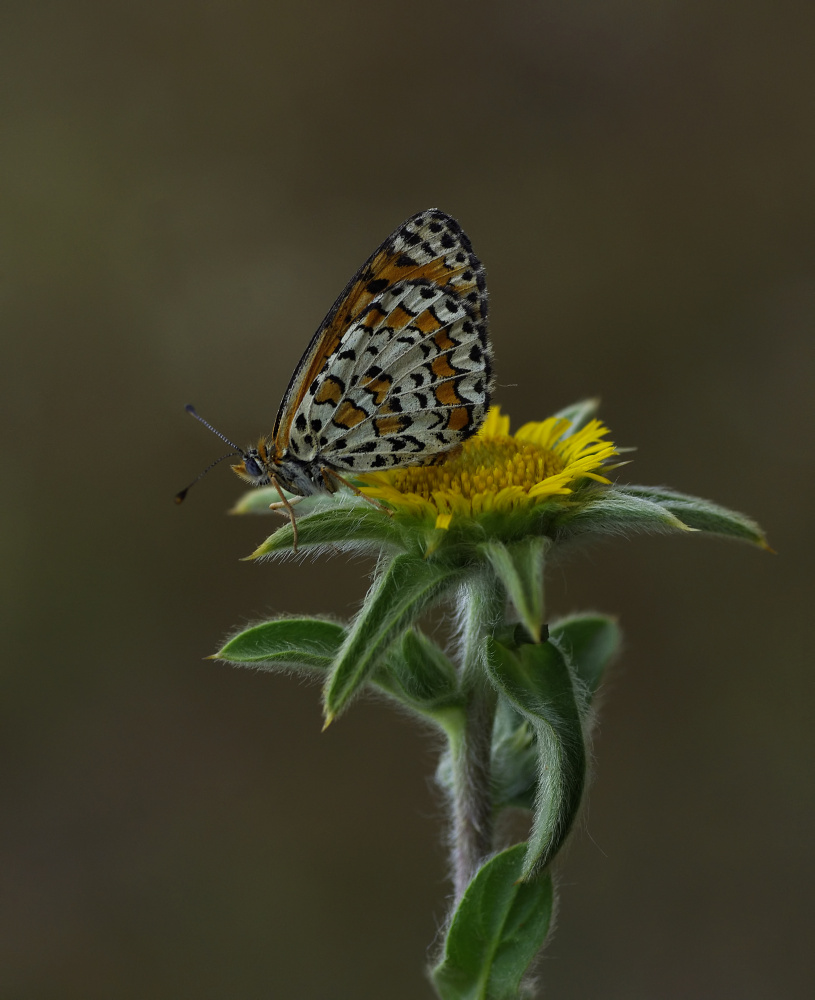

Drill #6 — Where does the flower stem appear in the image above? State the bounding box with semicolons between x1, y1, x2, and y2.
448;573;505;901
449;677;497;900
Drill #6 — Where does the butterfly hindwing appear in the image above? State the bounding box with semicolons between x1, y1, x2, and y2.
277;209;492;474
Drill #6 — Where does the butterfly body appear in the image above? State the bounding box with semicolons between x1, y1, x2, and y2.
184;209;493;507
233;440;340;496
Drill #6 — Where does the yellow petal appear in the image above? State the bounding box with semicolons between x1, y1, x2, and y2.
480;405;511;439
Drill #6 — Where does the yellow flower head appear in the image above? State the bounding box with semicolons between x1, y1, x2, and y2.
357;407;618;531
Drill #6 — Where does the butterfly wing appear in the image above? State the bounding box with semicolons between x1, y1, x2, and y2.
274;209;492;473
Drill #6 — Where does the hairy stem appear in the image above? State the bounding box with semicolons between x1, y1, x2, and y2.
449;573;505;901
449;679;497;900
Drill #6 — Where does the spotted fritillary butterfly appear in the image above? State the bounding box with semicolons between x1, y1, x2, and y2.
179;209;493;517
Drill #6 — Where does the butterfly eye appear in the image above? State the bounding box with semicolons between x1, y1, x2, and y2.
244;456;264;479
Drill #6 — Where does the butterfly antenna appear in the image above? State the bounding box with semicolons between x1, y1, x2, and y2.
175;452;241;503
175;404;244;503
183;404;242;450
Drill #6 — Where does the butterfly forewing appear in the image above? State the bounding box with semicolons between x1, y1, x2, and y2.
275;209;492;477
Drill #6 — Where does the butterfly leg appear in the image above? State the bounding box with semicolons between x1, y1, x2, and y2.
267;494;306;512
269;477;301;550
320;467;393;516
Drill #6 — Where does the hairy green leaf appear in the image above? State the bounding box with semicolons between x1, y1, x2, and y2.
556;488;692;538
486;640;586;880
549;614;621;702
490;697;538;812
481;538;548;642
214;618;345;677
323;554;466;721
381;628;462;712
248;503;401;558
616;485;769;548
431;843;553;1000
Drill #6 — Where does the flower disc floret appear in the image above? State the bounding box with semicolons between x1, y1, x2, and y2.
357;407;618;530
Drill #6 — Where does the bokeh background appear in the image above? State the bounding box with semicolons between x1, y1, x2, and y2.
2;2;813;997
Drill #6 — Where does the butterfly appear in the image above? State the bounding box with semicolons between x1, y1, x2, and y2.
178;208;493;540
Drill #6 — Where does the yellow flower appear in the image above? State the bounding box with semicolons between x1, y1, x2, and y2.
357;406;619;531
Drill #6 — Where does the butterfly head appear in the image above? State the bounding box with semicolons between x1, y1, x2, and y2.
231;441;273;487
176;405;277;503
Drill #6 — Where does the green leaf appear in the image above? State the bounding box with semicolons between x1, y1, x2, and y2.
217;617;463;727
481;539;548;642
615;485;770;548
490;697;538;812
373;629;465;736
486;640;586;880
549;614;621;702
431;843;553;1000
247;503;401;558
491;618;611;814
380;628;462;713
214;618;345;677
323;554;466;722
556;487;693;538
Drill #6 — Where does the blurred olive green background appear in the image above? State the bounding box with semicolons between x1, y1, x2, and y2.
2;2;813;997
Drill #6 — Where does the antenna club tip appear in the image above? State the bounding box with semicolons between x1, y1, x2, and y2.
185;403;197;414
174;490;188;504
